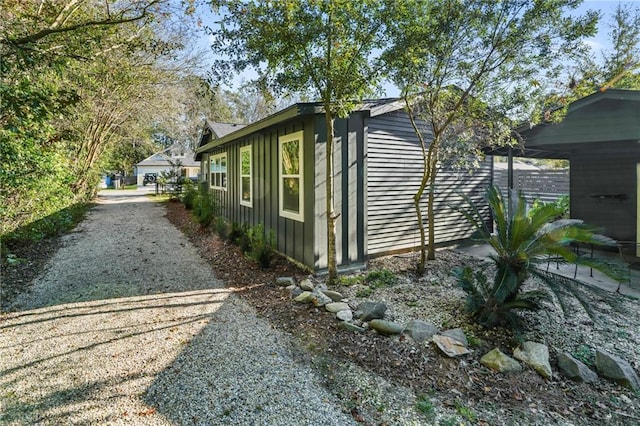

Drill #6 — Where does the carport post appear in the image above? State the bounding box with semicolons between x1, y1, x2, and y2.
507;147;513;218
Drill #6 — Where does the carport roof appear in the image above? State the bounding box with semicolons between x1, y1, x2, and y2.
484;89;640;159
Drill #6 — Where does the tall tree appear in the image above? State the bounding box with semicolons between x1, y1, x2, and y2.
544;3;640;121
382;0;598;273
209;0;390;281
0;0;201;236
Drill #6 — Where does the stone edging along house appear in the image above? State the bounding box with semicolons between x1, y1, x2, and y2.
196;99;491;272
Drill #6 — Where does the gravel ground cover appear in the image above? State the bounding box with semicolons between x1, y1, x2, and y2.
4;192;640;425
0;190;354;425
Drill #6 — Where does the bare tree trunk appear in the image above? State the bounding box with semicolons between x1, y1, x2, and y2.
325;111;338;283
427;157;438;260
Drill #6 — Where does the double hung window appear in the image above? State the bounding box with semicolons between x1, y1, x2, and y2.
279;131;304;221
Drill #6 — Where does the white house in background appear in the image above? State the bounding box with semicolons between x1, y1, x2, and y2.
134;143;200;186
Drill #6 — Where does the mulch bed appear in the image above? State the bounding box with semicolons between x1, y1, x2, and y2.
164;199;637;426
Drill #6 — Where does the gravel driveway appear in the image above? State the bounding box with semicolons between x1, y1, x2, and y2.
0;190;354;425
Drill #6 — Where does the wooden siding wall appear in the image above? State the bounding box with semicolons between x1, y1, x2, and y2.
570;142;639;243
313;114;367;270
208;118;317;269
493;169;569;204
366;111;491;255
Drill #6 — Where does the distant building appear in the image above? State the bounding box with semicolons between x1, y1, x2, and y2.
134;143;200;186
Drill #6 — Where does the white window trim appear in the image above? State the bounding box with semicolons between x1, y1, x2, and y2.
239;145;252;207
279;131;304;222
210;152;227;190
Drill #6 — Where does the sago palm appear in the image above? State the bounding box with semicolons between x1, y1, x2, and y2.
456;186;624;328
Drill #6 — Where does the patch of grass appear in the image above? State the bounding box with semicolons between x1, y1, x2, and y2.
439;416;458;426
572;344;594;368
366;269;398;288
415;393;435;418
356;287;373;298
338;275;365;286
455;401;477;422
2;202;92;253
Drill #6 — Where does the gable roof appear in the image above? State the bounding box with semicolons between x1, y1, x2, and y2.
195;98;404;158
206;120;247;139
137;142;199;167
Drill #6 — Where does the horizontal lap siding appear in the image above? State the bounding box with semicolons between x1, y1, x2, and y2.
366;111;491;255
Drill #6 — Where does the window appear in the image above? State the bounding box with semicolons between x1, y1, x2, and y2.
210;153;227;189
240;145;252;207
279;131;304;221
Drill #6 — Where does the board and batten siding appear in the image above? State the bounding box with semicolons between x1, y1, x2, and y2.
366;110;491;256
207;118;317;269
313;113;367;271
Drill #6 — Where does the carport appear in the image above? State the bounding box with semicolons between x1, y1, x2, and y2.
485;89;640;259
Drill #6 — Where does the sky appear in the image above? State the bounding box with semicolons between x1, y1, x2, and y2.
196;0;640;97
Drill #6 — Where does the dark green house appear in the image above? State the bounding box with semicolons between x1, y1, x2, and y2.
489;89;640;257
196;100;491;272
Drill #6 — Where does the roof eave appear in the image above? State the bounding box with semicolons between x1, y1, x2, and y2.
196;103;324;155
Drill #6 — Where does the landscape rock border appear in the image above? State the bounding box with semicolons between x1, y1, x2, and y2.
280;275;640;390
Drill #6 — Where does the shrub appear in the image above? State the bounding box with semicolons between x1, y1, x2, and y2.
247;224;275;268
193;182;218;227
215;217;230;239
528;194;569;220
181;179;197;210
455;185;624;328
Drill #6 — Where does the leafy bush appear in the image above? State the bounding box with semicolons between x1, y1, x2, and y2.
215;216;230;239
193;182;218;227
455;185;623;328
228;222;246;243
528;195;569;219
247;224;275;268
181;179;197;210
2;202;91;254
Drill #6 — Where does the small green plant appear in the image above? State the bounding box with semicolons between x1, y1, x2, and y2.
356;287;373;298
228;222;247;244
5;254;25;265
455;401;477;422
365;269;398;288
572;344;594;367
338;275;365;286
439;416;458;426
529;195;570;219
415;393;435;418
247;224;275;268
